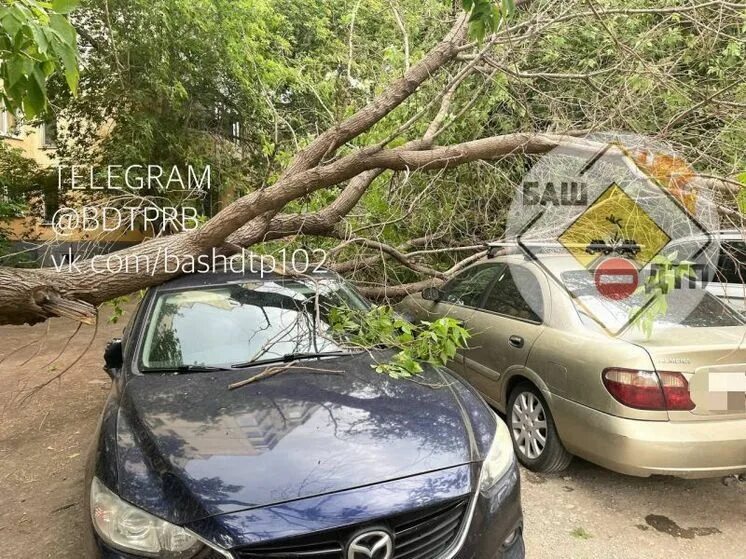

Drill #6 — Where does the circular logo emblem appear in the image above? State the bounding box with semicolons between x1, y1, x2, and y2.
504;132;720;335
594;257;639;300
346;530;394;559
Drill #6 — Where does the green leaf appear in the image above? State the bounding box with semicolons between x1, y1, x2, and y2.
5;57;26;87
1;10;22;38
502;0;516;17
30;23;50;55
0;0;79;115
57;44;78;91
469;19;486;42
51;0;80;14
328;304;471;380
49;13;76;44
23;68;47;117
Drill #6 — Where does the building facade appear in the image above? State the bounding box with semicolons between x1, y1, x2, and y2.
1;109;145;266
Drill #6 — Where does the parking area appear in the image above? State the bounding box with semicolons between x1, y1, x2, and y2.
0;308;744;559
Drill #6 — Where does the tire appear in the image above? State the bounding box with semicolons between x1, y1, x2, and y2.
507;382;572;473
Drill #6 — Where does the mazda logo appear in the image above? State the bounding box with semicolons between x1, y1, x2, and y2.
346;530;393;559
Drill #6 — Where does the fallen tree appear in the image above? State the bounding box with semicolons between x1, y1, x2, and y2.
0;1;744;326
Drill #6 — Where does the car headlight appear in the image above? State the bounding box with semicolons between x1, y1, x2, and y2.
479;415;515;492
90;477;204;558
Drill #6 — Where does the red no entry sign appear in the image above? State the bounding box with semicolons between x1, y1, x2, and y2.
594;258;639;300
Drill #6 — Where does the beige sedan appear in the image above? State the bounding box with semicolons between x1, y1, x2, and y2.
398;254;746;478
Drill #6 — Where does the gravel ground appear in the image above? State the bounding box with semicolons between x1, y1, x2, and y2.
0;307;744;558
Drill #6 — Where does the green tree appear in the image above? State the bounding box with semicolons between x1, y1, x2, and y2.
0;0;80;116
53;0;452;208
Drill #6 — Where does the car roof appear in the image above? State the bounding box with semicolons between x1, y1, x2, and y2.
668;229;744;243
484;252;587;275
154;267;339;291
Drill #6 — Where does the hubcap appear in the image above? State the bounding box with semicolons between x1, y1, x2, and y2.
511;392;548;460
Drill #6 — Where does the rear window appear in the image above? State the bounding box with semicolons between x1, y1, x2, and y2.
140;278;368;370
561;271;744;330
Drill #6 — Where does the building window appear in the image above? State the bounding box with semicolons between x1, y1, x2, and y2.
0;110;20;137
41;119;57;148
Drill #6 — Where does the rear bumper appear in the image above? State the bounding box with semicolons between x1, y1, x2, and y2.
553;395;746;478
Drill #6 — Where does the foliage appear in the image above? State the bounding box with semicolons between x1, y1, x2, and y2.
463;0;515;41
628;252;695;338
329;304;470;379
0;196;25;255
342;0;744;292
52;0;451;209
10;0;743;302
0;141;44;193
104;295;129;324
0;143;39;257
0;0;80;117
45;0;743;245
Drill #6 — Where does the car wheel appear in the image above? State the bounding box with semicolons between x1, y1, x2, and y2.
508;382;572;473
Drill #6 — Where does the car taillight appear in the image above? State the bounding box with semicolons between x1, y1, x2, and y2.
602;368;695;411
657;371;696;411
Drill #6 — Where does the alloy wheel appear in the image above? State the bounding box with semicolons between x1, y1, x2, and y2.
510;391;548;460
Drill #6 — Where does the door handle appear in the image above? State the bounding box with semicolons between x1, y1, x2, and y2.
508;335;524;348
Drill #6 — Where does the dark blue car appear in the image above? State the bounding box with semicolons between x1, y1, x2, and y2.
85;269;524;559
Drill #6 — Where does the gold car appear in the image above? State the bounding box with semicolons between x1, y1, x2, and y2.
398;254;746;478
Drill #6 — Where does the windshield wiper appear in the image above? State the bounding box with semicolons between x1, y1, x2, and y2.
142;364;228;373
231;350;358;369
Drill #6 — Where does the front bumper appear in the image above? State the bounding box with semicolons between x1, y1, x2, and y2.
553;395;746;478
458;463;524;559
88;462;523;559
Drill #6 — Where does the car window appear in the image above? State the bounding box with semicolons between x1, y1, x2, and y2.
482;266;543;322
440;264;502;307
140;278;367;370
716;241;746;285
562;271;744;329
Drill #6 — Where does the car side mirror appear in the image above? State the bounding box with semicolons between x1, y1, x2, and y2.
103;339;123;378
421;287;442;302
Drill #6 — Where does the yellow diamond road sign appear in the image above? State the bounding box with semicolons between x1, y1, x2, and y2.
559;183;671;270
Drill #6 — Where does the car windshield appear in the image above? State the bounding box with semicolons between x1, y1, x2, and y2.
140;278;369;370
561;271;744;331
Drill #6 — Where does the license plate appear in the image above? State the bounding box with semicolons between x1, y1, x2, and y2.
703;372;746;412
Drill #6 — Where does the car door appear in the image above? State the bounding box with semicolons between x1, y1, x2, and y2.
409;263;504;376
462;263;547;405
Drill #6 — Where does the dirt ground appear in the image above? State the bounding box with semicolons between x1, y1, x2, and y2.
0;305;744;559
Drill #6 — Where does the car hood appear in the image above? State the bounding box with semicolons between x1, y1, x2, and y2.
114;351;485;523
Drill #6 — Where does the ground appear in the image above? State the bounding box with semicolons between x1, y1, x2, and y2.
0;306;744;559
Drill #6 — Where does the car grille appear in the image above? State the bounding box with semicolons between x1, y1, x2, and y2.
234;497;470;559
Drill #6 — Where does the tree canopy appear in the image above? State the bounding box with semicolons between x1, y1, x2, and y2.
0;0;743;325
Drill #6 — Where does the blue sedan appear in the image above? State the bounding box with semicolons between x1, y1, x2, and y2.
84;269;524;559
